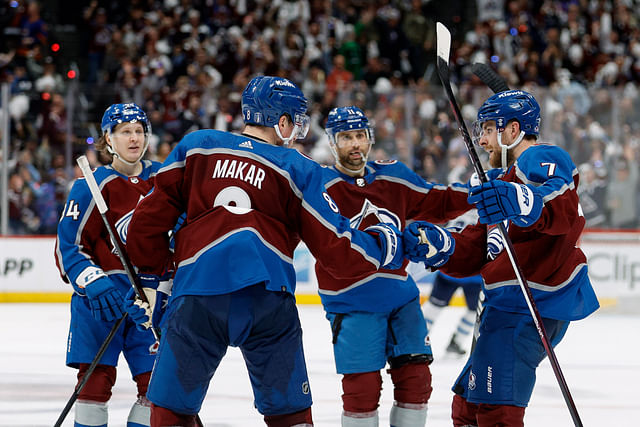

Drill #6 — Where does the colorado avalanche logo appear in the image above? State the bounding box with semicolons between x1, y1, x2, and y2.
350;198;400;230
468;371;476;391
114;208;134;246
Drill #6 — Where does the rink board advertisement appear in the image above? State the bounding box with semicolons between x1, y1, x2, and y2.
1;232;639;304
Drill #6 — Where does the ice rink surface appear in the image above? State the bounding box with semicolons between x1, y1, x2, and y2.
1;303;638;426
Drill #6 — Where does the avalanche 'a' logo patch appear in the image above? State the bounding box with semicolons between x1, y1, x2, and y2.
350;198;400;230
114;208;134;246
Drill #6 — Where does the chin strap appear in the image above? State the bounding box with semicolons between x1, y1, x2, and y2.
274;123;305;146
498;130;525;170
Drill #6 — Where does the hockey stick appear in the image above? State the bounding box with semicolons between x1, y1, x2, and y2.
436;22;584;427
471;62;510;93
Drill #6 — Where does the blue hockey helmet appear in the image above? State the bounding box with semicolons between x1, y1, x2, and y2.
472;89;540;169
241;76;310;143
472;90;540;143
101;103;150;135
325;106;375;145
100;103;151;165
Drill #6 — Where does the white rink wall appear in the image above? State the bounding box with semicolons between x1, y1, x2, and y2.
1;231;639;307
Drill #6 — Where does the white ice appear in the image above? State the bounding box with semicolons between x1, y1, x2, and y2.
1;303;638;426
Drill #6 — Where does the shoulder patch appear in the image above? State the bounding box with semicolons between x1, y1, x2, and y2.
374;159;397;165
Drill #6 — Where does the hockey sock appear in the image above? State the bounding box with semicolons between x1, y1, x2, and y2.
451;394;478;427
134;371;151;398
342;371;382;413
476;403;525;427
75;400;107;427
264;407;313;426
421;300;445;330
150;403;198;427
76;364;116;403
127;396;151;427
388;362;432;404
455;309;476;340
389;402;427;427
342;410;379;427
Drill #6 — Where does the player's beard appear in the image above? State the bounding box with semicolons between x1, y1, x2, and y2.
489;145;515;168
338;149;367;172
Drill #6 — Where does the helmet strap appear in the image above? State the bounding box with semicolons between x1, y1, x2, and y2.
497;130;525;170
274;124;294;146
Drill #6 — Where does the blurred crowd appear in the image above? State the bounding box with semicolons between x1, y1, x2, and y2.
1;0;639;234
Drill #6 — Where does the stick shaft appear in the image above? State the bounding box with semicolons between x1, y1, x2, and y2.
53;316;126;427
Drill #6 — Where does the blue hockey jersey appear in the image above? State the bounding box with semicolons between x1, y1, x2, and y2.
318;161;471;313
126;130;400;299
55;161;161;293
442;144;599;321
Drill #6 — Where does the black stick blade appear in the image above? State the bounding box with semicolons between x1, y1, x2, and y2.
472;63;510;93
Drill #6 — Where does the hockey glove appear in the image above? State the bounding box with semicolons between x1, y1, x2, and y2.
486;223;507;260
83;276;125;322
468;181;542;227
403;221;455;267
124;275;172;332
365;223;404;270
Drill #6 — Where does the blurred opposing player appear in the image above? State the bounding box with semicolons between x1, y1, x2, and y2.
123;77;435;427
421;211;482;356
416;90;599;426
319;106;471;426
55;103;160;427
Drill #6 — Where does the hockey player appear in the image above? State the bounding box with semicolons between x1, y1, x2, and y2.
319;106;471;426
55;103;160;427
414;90;599;426
122;76;436;427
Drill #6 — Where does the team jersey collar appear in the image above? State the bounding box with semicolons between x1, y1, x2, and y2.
241;132;270;144
332;163;375;186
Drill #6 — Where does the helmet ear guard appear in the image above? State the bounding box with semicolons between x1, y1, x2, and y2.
241;76;310;144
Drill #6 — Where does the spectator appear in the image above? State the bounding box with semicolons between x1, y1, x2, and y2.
577;162;607;228
606;156;638;229
326;54;354;94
